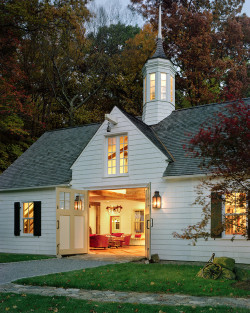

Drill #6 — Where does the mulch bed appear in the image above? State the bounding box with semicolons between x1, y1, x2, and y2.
232;281;250;291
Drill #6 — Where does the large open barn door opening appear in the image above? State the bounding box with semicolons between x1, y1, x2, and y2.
145;183;151;259
56;188;88;256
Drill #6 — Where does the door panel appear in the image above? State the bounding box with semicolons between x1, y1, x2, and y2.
145;183;151;259
56;188;88;256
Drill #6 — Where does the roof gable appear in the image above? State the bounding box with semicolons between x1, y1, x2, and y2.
0;124;100;190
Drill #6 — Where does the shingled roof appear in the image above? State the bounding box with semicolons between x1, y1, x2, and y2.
0;99;248;190
152;98;250;177
0;123;100;190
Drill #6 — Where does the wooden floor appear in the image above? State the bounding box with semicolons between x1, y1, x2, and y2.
89;245;145;257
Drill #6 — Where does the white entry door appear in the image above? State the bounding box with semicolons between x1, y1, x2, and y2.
145;183;151;259
56;188;88;256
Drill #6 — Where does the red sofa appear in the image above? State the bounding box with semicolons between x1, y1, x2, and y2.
89;234;109;249
123;234;131;246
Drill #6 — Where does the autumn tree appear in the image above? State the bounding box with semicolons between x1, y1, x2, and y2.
130;0;249;107
173;100;250;242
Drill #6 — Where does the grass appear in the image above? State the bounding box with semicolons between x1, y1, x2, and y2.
0;293;249;313
0;253;55;263
15;263;250;297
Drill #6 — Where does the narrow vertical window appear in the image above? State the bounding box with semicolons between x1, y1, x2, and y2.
161;73;167;100
108;137;116;175
144;76;147;104
134;210;144;234
170;76;173;102
23;202;34;234
119;135;128;174
225;193;246;235
107;135;128;175
150;73;155;100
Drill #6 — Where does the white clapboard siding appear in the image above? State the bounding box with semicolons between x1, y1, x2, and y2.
0;188;56;255
71;107;168;190
150;178;250;264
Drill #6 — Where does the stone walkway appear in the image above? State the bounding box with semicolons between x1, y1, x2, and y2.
0;283;249;309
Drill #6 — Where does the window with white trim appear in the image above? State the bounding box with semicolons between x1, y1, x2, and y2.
161;73;167;100
150;73;155;100
107;135;128;175
225;193;247;235
23;202;34;234
134;210;144;234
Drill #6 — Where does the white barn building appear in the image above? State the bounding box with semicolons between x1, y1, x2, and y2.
0;6;249;263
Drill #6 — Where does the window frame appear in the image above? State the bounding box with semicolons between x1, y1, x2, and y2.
150;73;156;101
160;73;167;100
133;209;145;235
105;133;129;177
222;192;247;238
21;201;34;236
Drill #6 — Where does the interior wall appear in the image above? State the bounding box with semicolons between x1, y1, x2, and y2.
89;199;145;237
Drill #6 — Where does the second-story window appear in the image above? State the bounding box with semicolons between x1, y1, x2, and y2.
150;73;155;100
107;135;128;175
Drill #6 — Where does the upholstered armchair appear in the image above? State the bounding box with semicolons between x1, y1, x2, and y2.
89;234;109;248
123;234;132;246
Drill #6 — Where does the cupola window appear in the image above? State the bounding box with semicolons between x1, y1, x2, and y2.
150;73;155;100
161;73;167;100
170;76;174;102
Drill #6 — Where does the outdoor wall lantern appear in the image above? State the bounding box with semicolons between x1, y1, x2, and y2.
74;195;82;210
152;191;161;209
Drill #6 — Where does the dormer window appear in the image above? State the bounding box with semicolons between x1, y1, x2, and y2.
161;73;167;100
150;73;155;100
107;135;128;175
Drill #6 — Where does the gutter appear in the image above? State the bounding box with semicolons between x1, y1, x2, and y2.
163;174;207;180
0;183;71;192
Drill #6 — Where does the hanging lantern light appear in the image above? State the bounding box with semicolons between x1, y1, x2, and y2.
152;191;161;209
74;195;82;210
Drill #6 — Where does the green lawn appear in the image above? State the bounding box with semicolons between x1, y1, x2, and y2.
15;263;250;297
0;293;249;313
0;253;55;263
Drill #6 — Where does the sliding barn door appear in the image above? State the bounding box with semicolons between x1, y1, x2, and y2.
56;188;88;256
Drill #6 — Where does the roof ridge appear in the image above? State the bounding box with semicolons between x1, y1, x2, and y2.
173;98;250;113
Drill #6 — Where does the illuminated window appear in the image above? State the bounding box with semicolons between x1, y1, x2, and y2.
170;76;173;102
107;135;128;175
161;73;166;100
225;193;246;235
134;210;144;234
150;73;155;100
23;202;34;234
144;76;147;104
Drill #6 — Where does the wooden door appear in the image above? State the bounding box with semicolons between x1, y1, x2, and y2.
56;188;88;256
145;183;151;259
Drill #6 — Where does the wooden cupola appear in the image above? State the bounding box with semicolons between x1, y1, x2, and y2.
142;3;176;125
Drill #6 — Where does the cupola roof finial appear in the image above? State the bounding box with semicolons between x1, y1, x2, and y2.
151;1;167;59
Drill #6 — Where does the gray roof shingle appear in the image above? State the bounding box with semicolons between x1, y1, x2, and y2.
0;123;100;190
152;98;250;177
0;98;248;190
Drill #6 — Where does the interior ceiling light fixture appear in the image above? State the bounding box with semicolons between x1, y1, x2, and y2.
106;205;123;214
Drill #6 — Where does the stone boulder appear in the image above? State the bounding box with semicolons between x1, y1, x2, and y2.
220;267;236;280
234;267;250;281
214;257;235;271
150;254;160;263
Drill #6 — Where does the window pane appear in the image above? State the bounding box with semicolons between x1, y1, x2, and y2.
170;76;173;102
225;192;246;235
150;73;155;100
161;73;167;100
